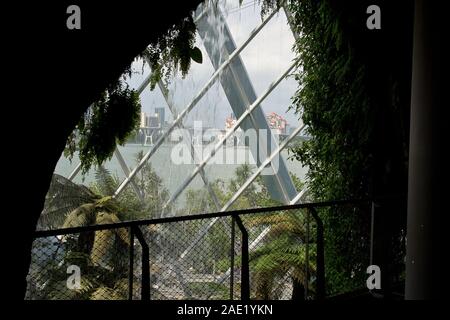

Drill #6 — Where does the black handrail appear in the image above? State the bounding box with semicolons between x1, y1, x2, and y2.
34;197;394;238
30;197;404;300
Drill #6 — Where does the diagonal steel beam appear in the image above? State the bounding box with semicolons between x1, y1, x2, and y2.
221;123;305;211
282;5;300;42
68;163;81;181
114;149;144;202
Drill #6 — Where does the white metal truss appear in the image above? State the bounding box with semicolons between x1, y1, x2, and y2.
114;149;144;202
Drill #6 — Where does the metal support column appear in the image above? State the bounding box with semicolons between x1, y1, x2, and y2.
133;226;150;300
128;227;135;300
234;215;250;300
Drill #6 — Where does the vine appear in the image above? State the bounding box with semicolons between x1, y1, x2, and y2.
287;0;374;293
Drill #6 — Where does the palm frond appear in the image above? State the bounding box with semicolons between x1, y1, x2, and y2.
45;272;98;300
93;166;119;196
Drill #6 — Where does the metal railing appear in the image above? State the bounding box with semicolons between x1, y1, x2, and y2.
26;198;403;300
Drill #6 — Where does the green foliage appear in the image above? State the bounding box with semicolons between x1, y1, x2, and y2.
34;173;132;299
288;0;372;201
132;150;171;217
179;165;270;275
227;164;279;210
142;15;202;90
90;286;126;300
246;211;315;299
64;80;141;174
92;166;118;197
286;0;375;294
189;46;203;64
88;152;171;221
38;174;100;230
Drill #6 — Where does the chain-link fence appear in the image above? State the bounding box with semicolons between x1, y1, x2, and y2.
25;199;405;300
25;227;130;300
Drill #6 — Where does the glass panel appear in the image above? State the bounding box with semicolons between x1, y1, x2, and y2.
239;8;296;98
221;0;264;48
53;152;79;179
